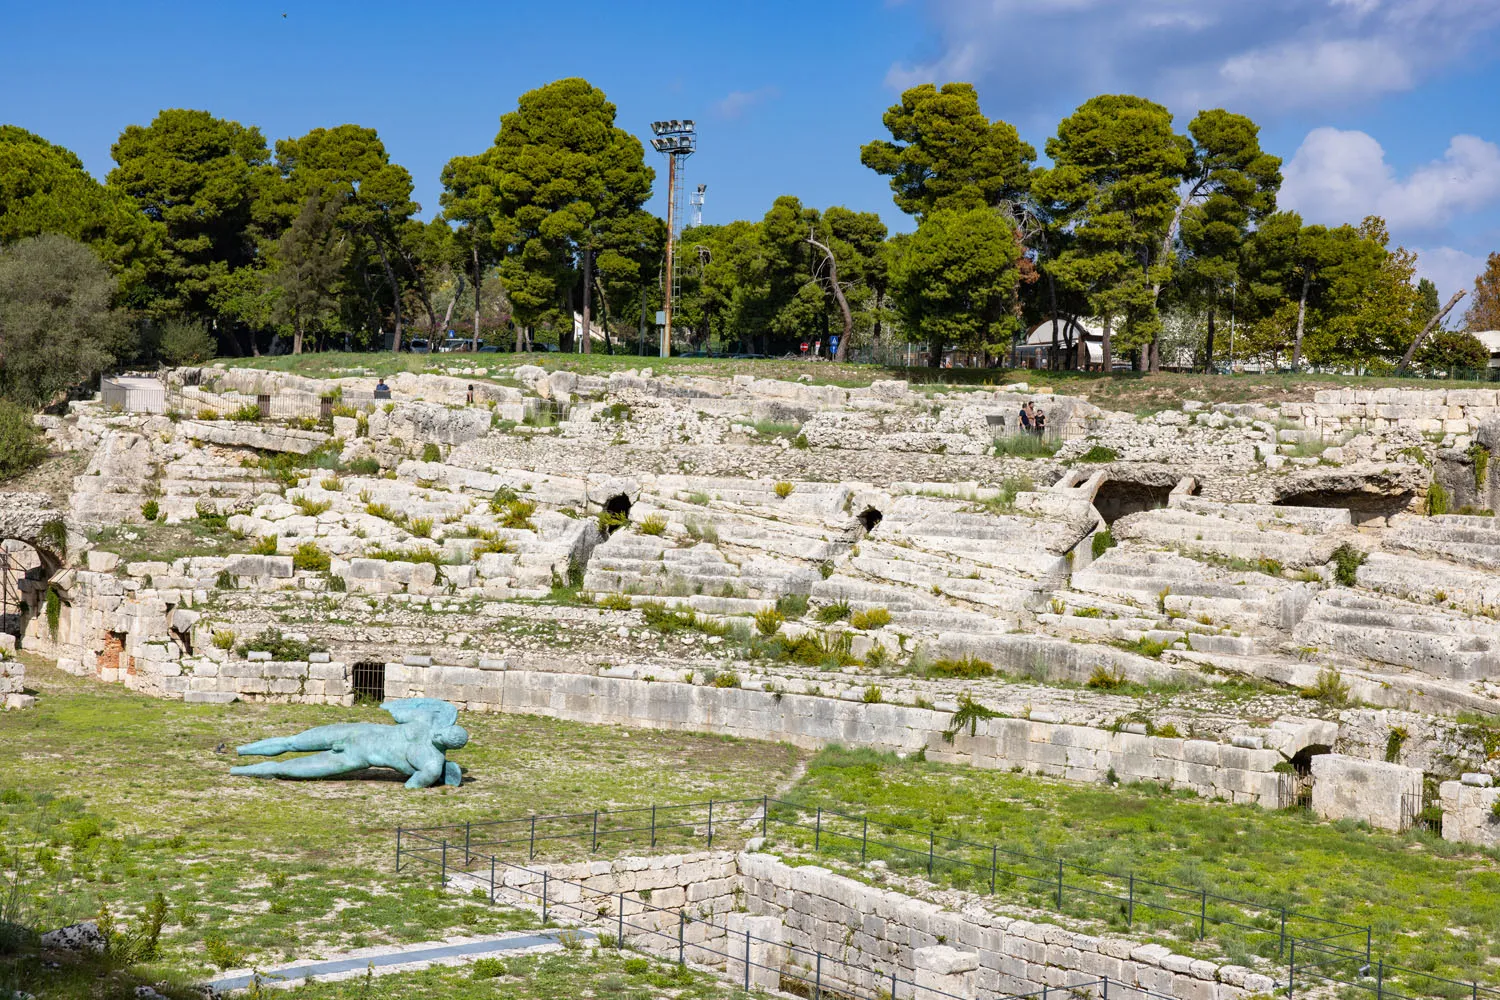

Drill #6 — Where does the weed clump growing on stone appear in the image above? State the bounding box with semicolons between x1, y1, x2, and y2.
140;499;160;522
194;501;227;529
292;543;330;572
1426;480;1450;516
850;607;891;630
596;593;633;611
1301;667;1351;706
421;442;442;463
211;629;235;650
1121;636;1169;659
815;601;851;623
774;481;795;499
295;497;331;516
1331;543;1366;586
1087;665;1128;689
754;608;785;636
943;693;1001;741
775;593;809;618
1091;528;1115;559
711;671;741;688
1078;445;1119;463
925;655;993;678
235;627;317;661
499;499;536;531
638;514;668;536
409;516;434;538
862;684;883;704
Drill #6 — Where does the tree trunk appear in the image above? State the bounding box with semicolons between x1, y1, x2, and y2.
807;233;854;362
1149;336;1161;373
442;273;462;335
370;229;403;352
515;316;525;353
592;269;614;354
1101;317;1112;373
293;316;304;355
1397;290;1467;373
928;333;943;368
1203;305;1216;374
872;289;884;355
1292;272;1309;371
472;242;481;353
581;248;593;355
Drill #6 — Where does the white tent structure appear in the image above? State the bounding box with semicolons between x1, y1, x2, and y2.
1014;318;1104;369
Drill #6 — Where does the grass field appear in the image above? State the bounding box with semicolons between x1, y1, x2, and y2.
772;747;1500;986
210;349;1497;410
0;659;802;998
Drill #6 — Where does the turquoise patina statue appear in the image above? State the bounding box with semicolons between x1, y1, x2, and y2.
230;698;468;788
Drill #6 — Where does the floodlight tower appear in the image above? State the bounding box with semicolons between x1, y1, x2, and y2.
690;184;706;228
649;119;696;358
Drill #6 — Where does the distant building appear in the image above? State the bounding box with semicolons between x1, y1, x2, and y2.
1471;330;1500;369
1014;318;1103;370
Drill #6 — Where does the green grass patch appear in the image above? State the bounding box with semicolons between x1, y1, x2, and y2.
773;746;1500;981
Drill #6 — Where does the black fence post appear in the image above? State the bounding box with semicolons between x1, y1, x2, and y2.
591;810;598;852
1366;927;1372;965
815;951;822;1000
1279;907;1287;959
617;892;624;949
1376;958;1383;1000
542;871;549;923
1288;937;1295;1000
815;808;822;852
1127;874;1134;928
1056;859;1064;910
708;799;714;848
489;856;495;904
441;839;448;886
395;826;402;873
1199;887;1207;940
861;818;868;863
762;795;768;838
892;969;898;1000
1103;975;1109;1000
928;831;934;877
990;845;997;895
530;815;537;860
651;804;657;848
465;821;472;865
745;928;751;992
678;911;685;965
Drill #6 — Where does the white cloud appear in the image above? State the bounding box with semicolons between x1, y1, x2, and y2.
1280;127;1500;233
891;0;1500;113
713;87;779;120
1413;246;1488;304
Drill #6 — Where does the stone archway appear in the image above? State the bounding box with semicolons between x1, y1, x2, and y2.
0;493;71;577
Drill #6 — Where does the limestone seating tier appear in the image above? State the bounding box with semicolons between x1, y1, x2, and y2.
1356;551;1500;614
1292;589;1500;680
1383;514;1500;570
1111;506;1345;568
1072;548;1313;633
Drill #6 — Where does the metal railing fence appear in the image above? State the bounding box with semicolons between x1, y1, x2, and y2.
400;797;1497;1000
397;825;1192;1000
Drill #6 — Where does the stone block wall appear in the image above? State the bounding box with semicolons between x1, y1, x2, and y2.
1310;755;1423;831
1285;389;1500;437
1;639;31;710
456;848;1273;1000
385;665;1285;807
1438;780;1500;848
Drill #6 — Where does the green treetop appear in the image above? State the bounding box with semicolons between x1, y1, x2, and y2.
444;78;657;347
890;206;1022;366
0;126;165;309
1034;95;1189;370
106;109;270;332
861;82;1034;218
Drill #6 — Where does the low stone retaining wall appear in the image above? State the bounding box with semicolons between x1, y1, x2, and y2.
1310;755;1424;831
1439;779;1500;848
385;665;1286;807
462;849;1274;1000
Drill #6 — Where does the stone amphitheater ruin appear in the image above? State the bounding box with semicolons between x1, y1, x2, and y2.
6;361;1500;998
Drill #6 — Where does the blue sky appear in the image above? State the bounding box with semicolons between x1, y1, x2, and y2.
4;0;1499;303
